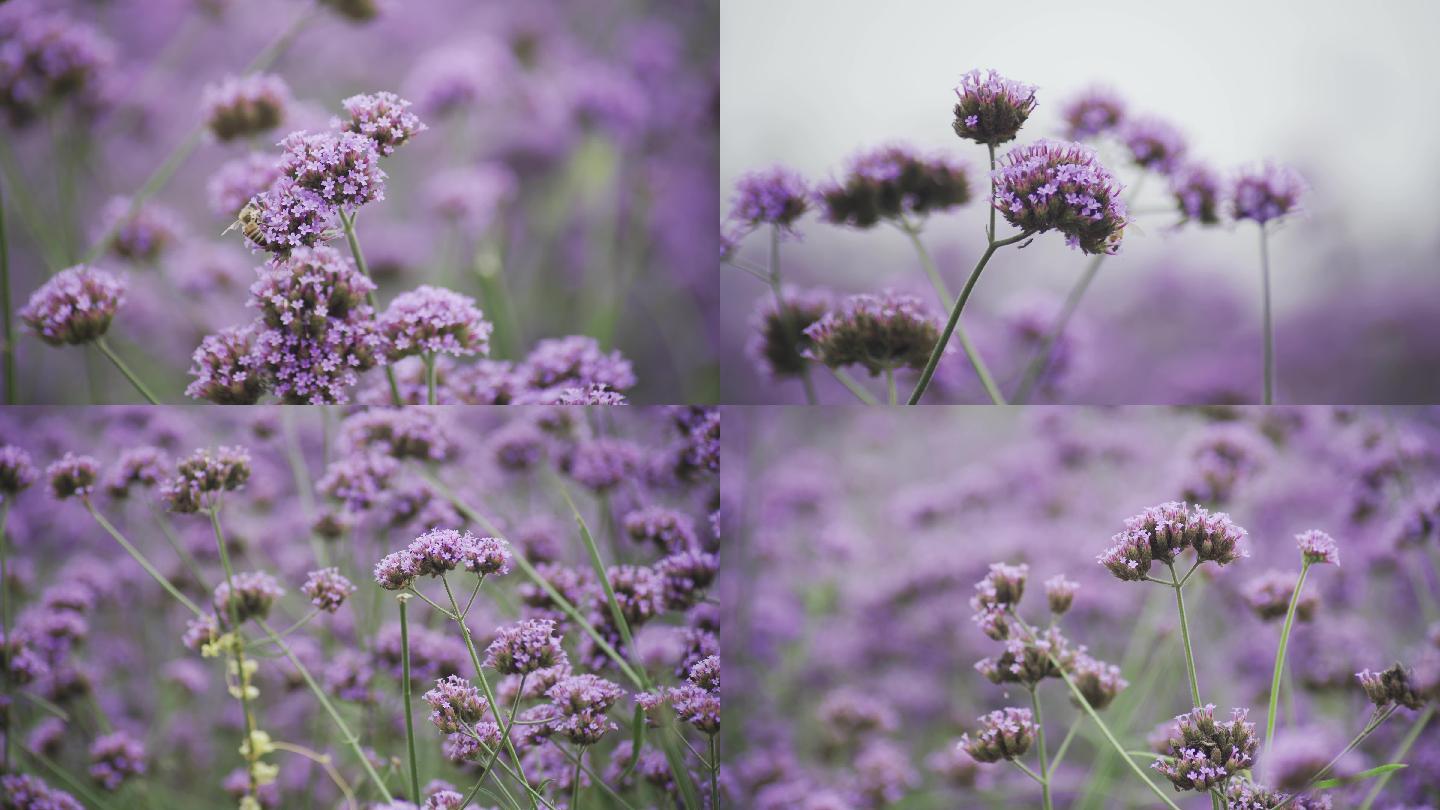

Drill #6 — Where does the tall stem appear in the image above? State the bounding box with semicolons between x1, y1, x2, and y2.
1359;704;1433;809
398;596;420;803
987;144;997;241
1276;707;1398;809
571;748;585;810
84;500;202;616
901;223;1005;404
708;734;720;808
1013;252;1105;403
884;366;896;405
1030;687;1053;810
907;231;1030;404
1168;563;1202;708
1265;562;1311;752
1260;223;1274;404
95;337;160;404
0;503;10;771
209;505;262;796
767;225;816;404
829;367;879;405
0;181;15;404
338;210;402;406
424;353;437;406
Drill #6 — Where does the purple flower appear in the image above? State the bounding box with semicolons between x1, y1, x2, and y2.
278;129;386;211
668;682;720;734
302;567;355;613
159;445;251;514
254;320;384;404
321;451;398;512
423;674;490;734
202;73;290;142
0;8;114;127
240;177;337;254
816;144;971;228
208;153;283;218
993;139;1129;255
564;438;643;492
951;69;1037;145
547;673;624;745
378;285;492;360
1152;705;1257;792
249;245;376;336
0;445;38;499
803;291;938;375
339;91;427;156
46;453;98;500
746;286;832;380
518;335;636;394
1295;529;1339;567
0;773;84;809
623;506;698;552
486;618;568;675
88;730;147;791
1244;570;1316;622
212;571;282;624
960;707;1036;763
104;446;169;498
1231;162;1305;224
1356;663;1424;710
1119;116;1187;174
1169;162;1223;225
96;197;181;263
186;324;266;405
1044;574;1077;615
1098;501;1248;581
19;265;126;346
1060;86;1126;140
1069;652;1127;709
424;164;516;232
339;408;453;461
729;167;810;234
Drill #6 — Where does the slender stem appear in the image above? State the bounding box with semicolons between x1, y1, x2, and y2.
708;734;720;808
1011;759;1046;785
95;337;160;403
907;231;1030;404
830;367;879;405
425;353;437;405
338;209;402;406
571;747;585;810
1359;704;1433;809
398;596;421;803
767;224;816;404
901;221;1005;404
1167;563;1203;708
1031;687;1053;810
1277;706;1398;808
0;503;10;771
1049;715;1083;773
258;619;394;802
210;506;263;797
987;144;997;241
1265;562;1311;753
885;366;897;405
84;500;202;616
1260;223;1274;404
271;741;359;810
0;181;15;404
1014;252;1105;403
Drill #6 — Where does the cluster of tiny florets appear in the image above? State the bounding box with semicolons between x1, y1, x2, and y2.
160;446;252;513
1152;705;1258;792
302;567;356;613
1120;116;1187;174
277;129;387;210
46;452;99;500
202;73;290;142
339;91;427;155
959;707;1036;763
546;673;625;745
378;285;492;361
1295;529;1340;567
816;144;970;228
729;167;810;234
374;529;514;591
212;571;283;625
20;265;126;346
1098;501;1248;581
1356;663;1425;710
803;291;938;375
951;69;1038;145
992;139;1129;255
1231;162;1305;224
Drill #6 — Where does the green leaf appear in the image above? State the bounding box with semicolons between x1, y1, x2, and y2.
1312;763;1406;789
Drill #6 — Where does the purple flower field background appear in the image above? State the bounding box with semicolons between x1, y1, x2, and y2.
0;405;719;808
720;0;1440;405
721;406;1440;808
0;0;718;405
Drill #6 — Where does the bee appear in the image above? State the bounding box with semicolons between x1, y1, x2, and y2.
222;202;263;246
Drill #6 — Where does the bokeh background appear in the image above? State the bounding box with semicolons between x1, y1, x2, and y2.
721;0;1440;404
2;0;718;403
721;405;1440;807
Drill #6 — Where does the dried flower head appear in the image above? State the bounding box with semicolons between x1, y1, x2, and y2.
0;445;38;499
378;285;492;360
1295;530;1339;567
959;707;1036;763
485;618;568;675
302;567;355;613
729;166;810;234
202;73;290;142
1152;705;1257;792
816;144;971;228
993;140;1128;255
803;291;938;375
212;571;283;624
1170;162;1224;225
1120;116;1187;174
46;453;99;500
1060;86;1126;141
339;91;426;156
951;69;1037;146
278;129;386;210
20;265;126;346
1356;663;1424;710
1231;162;1305;224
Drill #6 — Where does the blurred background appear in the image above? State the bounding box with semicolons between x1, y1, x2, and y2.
721;0;1440;404
721;405;1440;807
2;0;719;403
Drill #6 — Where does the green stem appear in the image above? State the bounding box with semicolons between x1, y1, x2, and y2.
830;367;879;405
767;224;816;404
1277;706;1398;808
0;181;15;404
987;144;997;241
1260;223;1274;405
907;231;1030;404
885;366;896;405
1359;704;1433;809
84;500;202;616
571;747;585;810
1049;715;1083;773
0;502;10;771
1265;562;1311;752
708;734;720;808
1031;687;1053;810
900;222;1005;404
338;209;402;406
425;353;437;405
210;505;262;797
95;337;160;403
399;596;421;803
1168;563;1202;708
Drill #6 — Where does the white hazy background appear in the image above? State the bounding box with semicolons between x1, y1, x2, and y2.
720;0;1440;399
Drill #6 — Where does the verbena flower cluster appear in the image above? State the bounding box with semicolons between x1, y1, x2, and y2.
816;144;971;228
802;291;939;375
18;265;126;346
993;139;1129;255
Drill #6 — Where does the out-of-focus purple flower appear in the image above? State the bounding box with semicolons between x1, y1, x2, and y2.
0;8;114;127
403;41;514;118
338;91;427;156
240;177;336;254
485;618;568;675
624;506;697;553
951;69;1037;145
46;452;98;500
960;706;1036;762
96;197;181;263
278;130;386;211
212;570;283;625
1169;162;1223;225
728;167;810;235
160;445;251;513
1059;86;1126;140
339;408;453;461
518;335;636;394
746;286;831;380
564;437;642;492
424;164;516;232
186;324;266;405
88;730;147;791
104;446;169;498
0;773;84;809
1045;574;1077;615
202;73;290;142
993;139;1128;255
1243;570;1315;622
302;567;355;613
1152;705;1257;792
1295;529;1339;567
816;144;971;228
319;0;384;23
0;445;38;500
378;285;492;360
321;450;398;513
208;153;283;218
803;291;938;375
19;265;125;346
1120;116;1187;174
1231;162;1305;224
1070;652;1127;709
1356;663;1424;710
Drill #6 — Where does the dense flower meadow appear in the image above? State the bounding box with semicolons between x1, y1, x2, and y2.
721;67;1440;405
0;405;720;808
721;406;1440;808
0;0;719;404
